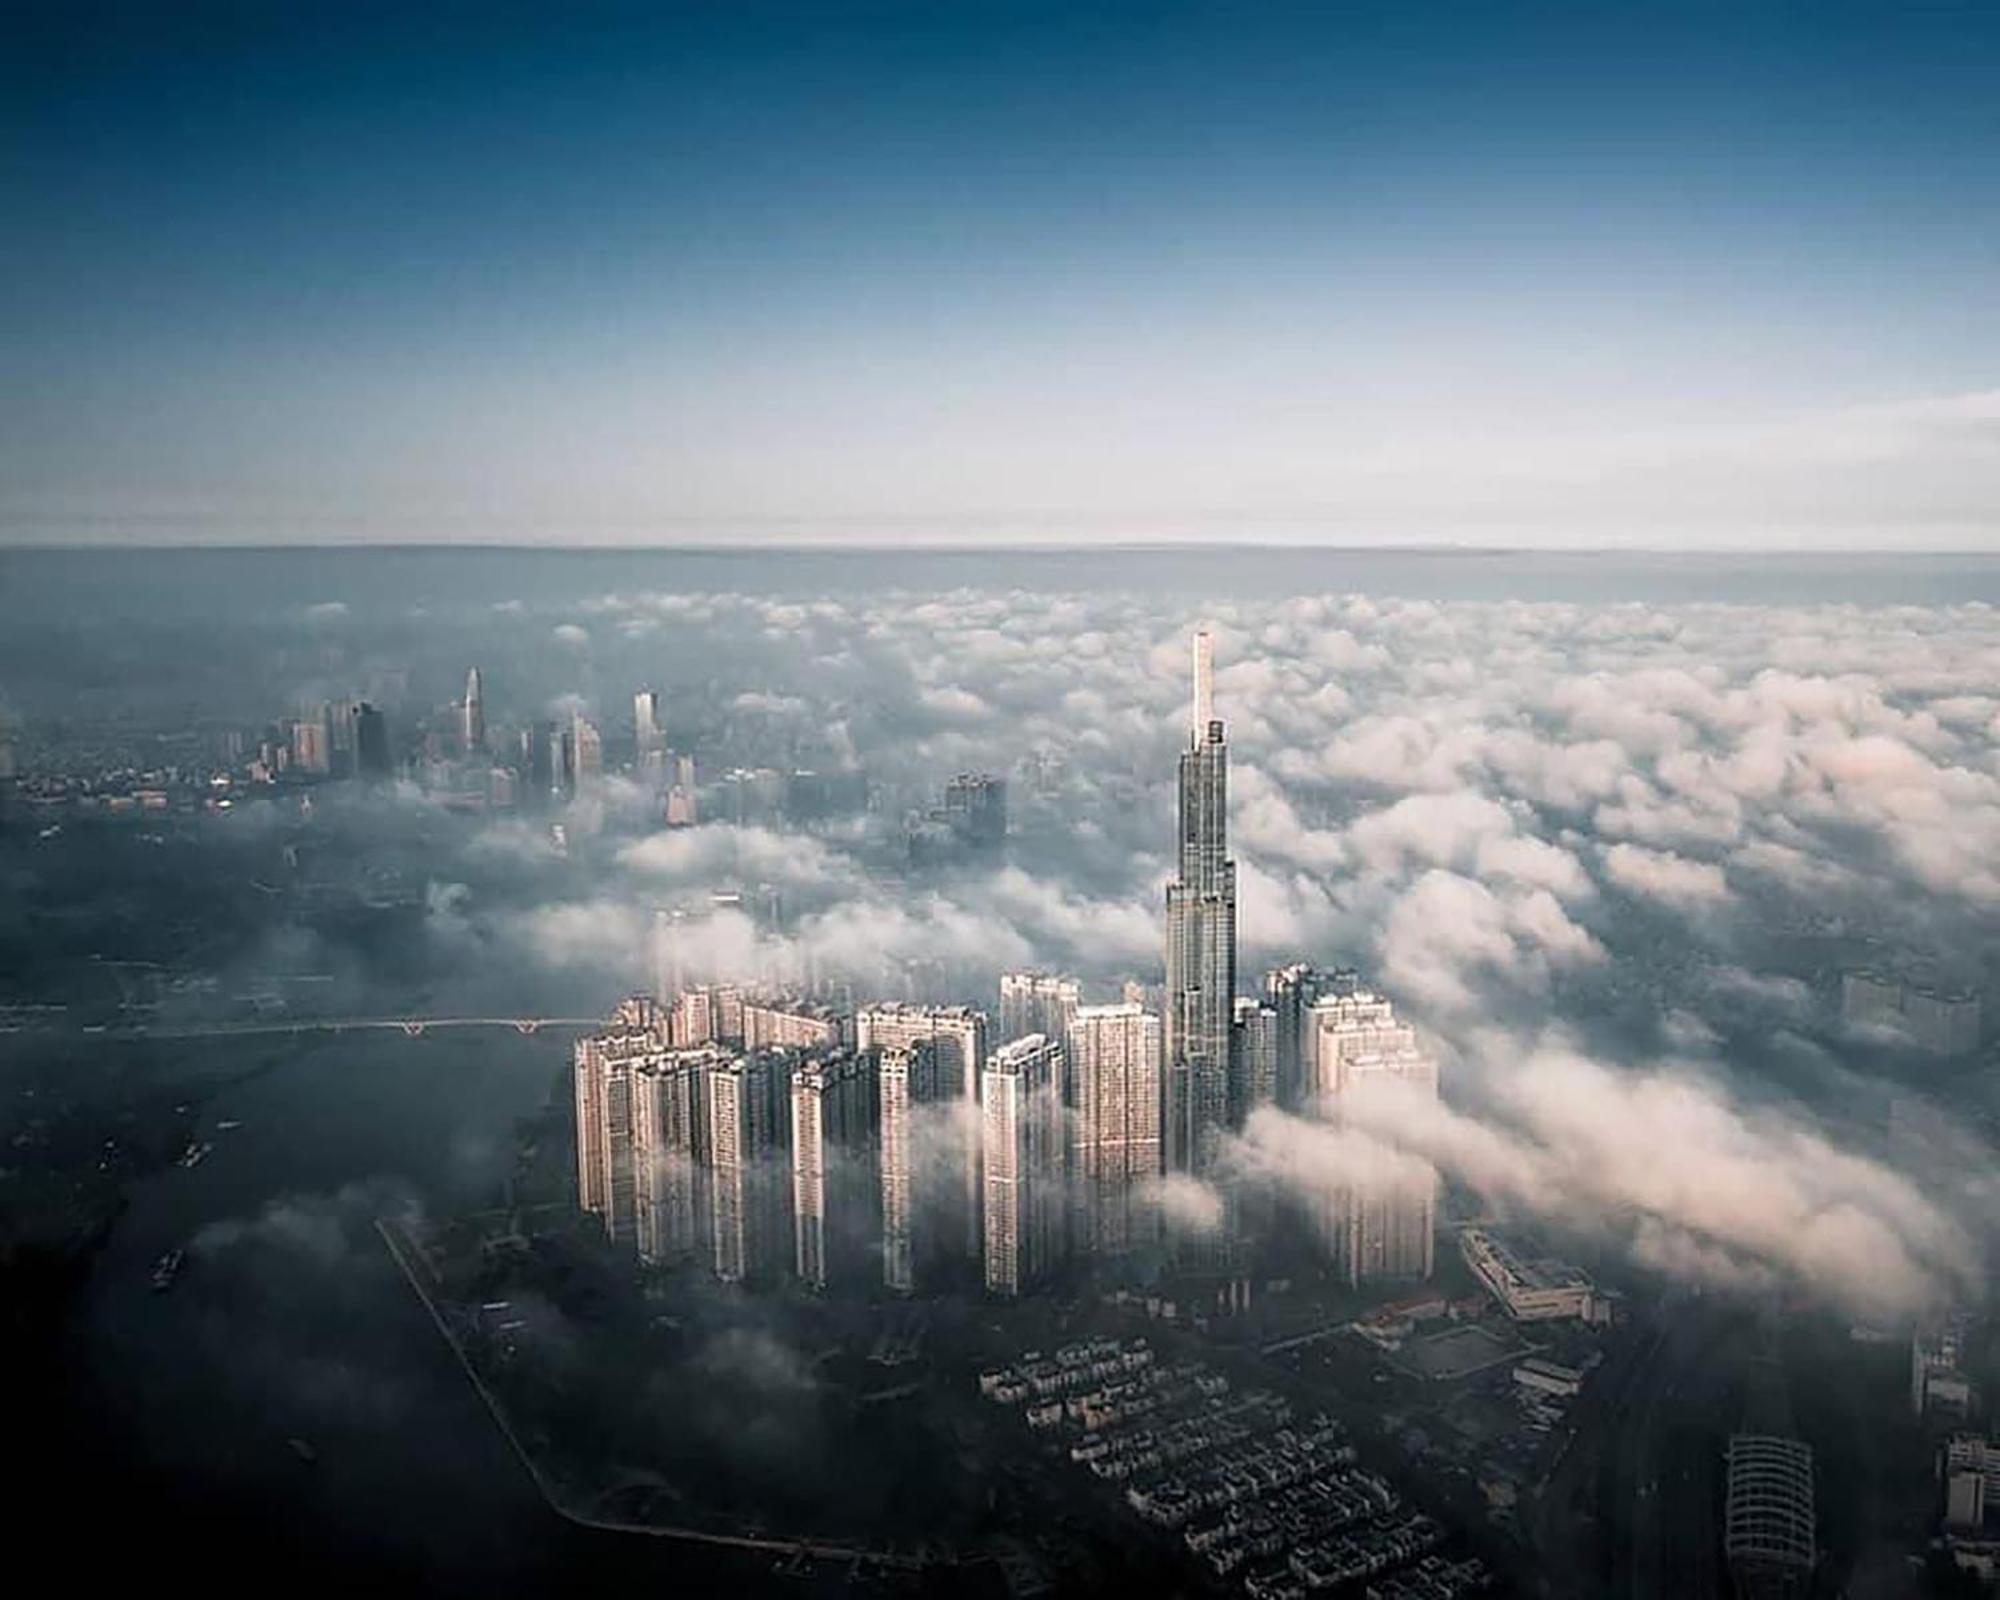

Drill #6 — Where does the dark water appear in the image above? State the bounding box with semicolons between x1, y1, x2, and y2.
27;1032;751;1595
4;542;1997;619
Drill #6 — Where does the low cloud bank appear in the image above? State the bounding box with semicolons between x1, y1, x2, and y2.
1227;1037;1980;1321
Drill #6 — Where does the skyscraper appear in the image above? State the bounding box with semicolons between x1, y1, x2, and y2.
464;668;486;755
856;1003;989;1262
1310;988;1437;1285
632;1044;726;1265
1164;625;1236;1177
1306;989;1405;1103
999;971;1080;1045
876;1039;949;1293
665;750;698;827
634;687;662;756
354;701;391;780
742;995;852;1052
982;1033;1066;1297
326;697;360;778
546;718;572;804
1230;996;1279;1124
669;982;745;1048
706;1050;791;1284
521;722;554;809
1065;1003;1162;1257
1265;964;1359;1111
790;1049;880;1291
943;772;1007;853
290;715;331;775
573;997;671;1249
572;713;603;796
856;1004;988;1105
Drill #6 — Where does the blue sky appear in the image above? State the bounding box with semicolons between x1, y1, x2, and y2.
5;2;1998;547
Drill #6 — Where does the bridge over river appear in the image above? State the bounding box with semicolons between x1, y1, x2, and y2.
18;1015;604;1041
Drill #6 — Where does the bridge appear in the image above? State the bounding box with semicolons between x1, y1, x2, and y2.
30;1016;604;1041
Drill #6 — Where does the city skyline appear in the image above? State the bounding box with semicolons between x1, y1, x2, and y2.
4;553;1992;1594
566;626;1449;1302
7;3;1998;1586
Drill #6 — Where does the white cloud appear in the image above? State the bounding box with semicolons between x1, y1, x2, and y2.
1600;842;1732;908
1233;1036;1980;1320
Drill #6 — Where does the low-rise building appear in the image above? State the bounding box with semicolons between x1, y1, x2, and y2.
1512;1357;1587;1401
1459;1228;1601;1322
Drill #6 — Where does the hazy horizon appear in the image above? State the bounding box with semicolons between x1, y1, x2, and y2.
7;3;1998;551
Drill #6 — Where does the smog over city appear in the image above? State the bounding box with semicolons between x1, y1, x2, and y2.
4;6;1998;1599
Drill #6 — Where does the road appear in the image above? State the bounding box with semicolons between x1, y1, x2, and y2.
1609;1295;1742;1600
1527;1293;1745;1599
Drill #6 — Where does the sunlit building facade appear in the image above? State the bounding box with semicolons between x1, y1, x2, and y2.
1309;989;1437;1285
1164;626;1236;1178
999;970;1080;1046
706;1050;791;1284
1065;1003;1162;1257
790;1049;880;1291
856;1003;988;1261
982;1033;1066;1297
632;1045;728;1265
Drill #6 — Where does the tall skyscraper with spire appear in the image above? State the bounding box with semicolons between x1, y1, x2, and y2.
1163;625;1236;1177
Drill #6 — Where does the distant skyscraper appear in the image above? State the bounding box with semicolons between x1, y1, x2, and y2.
982;1033;1066;1297
1842;969;1981;1056
546;719;573;803
1164;625;1236;1176
943;772;1007;852
634;687;662;757
572;714;603;796
325;698;361;778
290;715;331;775
519;722;553;808
742;995;852;1052
1265;964;1359;1111
464;668;486;755
669;982;745;1048
354;701;391;780
664;752;698;826
999;971;1080;1045
1065;1003;1162;1257
790;1049;880;1290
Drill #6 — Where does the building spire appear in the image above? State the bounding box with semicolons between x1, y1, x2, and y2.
1192;624;1214;739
